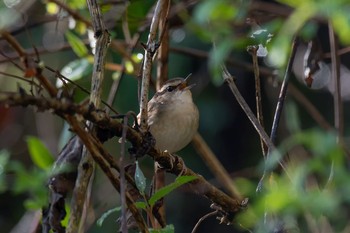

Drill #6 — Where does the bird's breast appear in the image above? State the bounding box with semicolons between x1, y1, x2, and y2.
148;101;199;153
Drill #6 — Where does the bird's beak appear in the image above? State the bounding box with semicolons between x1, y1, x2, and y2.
179;74;195;90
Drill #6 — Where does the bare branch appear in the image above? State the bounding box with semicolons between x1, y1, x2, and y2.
328;21;343;139
0;30;58;97
222;67;275;151
66;115;149;233
269;37;299;145
139;0;168;132
67;0;110;232
0;92;246;219
191;210;218;233
156;1;170;89
248;46;268;157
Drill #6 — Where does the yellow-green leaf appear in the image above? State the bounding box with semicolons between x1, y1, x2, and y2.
65;30;89;58
26;136;54;170
148;176;197;207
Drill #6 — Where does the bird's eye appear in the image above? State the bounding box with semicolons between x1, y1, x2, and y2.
166;86;175;92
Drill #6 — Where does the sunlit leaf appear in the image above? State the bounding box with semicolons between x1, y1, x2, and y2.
26;136;54;170
148;176;197;207
135;161;146;195
65;30;89;58
97;206;121;226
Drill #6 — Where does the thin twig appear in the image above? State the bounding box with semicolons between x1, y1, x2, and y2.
221;66;290;178
248;46;267;157
270;37;299;145
326;21;342;189
0;71;41;89
139;0;170;132
256;38;298;192
191;210;218;233
328;21;343;139
0;30;57;97
192;133;242;199
222;67;275;151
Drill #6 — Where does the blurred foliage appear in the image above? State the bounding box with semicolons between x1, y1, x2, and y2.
3;136;55;209
236;127;349;232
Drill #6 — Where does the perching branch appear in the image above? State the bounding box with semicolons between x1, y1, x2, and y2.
0;92;246;220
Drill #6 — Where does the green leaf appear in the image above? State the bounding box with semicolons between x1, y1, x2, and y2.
135;161;146;195
26;136;54;170
149;224;175;233
148;176;197;207
65;30;89;57
57;58;92;87
97;206;122;226
61;203;71;228
135;201;148;210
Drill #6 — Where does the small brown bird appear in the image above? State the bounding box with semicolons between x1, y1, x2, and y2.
145;77;199;153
